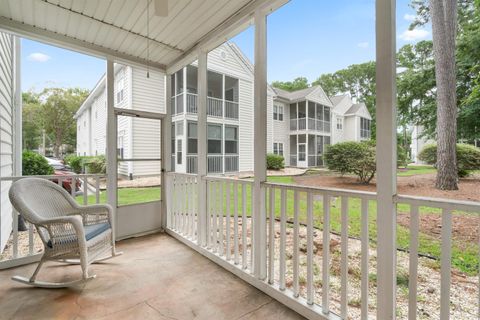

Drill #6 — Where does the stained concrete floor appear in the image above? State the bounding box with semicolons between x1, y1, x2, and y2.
0;233;305;320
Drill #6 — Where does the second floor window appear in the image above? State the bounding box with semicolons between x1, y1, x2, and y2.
336;117;343;130
273;105;284;121
360;118;371;139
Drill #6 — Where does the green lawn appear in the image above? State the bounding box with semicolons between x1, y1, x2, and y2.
76;187;160;207
397;165;436;176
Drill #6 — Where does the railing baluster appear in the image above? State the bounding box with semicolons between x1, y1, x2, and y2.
361;198;369;320
226;182;231;260
408;205;419;320
322;194;330;312
341;196;349;318
212;181;218;253
70;177;76;198
279;188;287;291
207;181;211;249
440;209;452;320
250;184;254;273
83;176;88;205
242;183;247;269
234;182;239;264
293;190;300;297
307;192;314;305
95;176;100;204
218;181;224;256
268;186;275;285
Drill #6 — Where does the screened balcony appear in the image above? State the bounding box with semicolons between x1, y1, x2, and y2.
289;101;331;133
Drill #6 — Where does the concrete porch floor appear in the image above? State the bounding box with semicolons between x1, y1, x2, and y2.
0;233;305;320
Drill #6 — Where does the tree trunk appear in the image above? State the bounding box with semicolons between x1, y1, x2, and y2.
430;0;458;190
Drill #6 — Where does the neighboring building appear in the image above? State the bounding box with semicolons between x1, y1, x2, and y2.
411;125;434;164
0;32;21;251
76;43;372;175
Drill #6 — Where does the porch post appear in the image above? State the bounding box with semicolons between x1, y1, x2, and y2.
106;60;118;240
161;73;172;230
13;36;21;177
375;0;397;318
197;50;208;247
253;9;267;280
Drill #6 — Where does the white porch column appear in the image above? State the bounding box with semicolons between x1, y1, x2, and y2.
106;60;118;240
375;0;397;318
197;50;208;247
13;36;21;176
161;73;172;230
253;9;267;280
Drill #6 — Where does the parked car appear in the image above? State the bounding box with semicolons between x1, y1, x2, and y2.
45;157;80;194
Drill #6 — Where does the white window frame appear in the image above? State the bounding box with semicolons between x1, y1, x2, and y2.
273;104;284;121
336;117;343;130
273;142;284;156
116;78;125;104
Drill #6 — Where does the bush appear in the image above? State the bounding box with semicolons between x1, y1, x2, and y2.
64;154;84;173
85;155;106;174
22;151;54;176
397;145;409;168
419;143;480;177
324;141;376;184
266;154;284;170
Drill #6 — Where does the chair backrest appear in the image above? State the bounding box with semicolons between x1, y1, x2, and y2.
9;178;78;224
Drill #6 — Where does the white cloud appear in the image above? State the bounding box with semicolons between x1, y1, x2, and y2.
357;42;369;49
399;29;429;41
404;14;416;21
27;53;51;62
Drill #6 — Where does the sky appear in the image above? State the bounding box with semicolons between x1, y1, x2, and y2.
21;0;431;93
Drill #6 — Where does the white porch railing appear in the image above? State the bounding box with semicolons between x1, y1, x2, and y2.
225;100;239;119
165;172;480;320
0;174;105;269
290;119;297;131
207;96;223;118
186;93;198;114
207;155;223;173
187;154;198;174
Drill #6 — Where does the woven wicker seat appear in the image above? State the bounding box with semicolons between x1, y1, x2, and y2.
9;177;121;288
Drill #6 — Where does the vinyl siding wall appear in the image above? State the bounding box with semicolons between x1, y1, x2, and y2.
0;33;15;251
271;101;290;166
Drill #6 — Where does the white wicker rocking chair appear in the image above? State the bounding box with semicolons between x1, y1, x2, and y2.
9;177;122;288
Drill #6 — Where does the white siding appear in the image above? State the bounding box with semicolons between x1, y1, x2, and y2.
0;32;14;251
238;78;254;172
271;101;290;166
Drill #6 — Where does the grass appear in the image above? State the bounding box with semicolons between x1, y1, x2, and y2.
397;165;436;176
76;186;160;207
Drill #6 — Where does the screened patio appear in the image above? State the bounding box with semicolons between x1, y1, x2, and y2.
0;1;479;320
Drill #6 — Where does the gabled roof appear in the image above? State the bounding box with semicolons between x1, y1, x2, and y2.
345;103;372;120
272;85;333;106
330;94;348;106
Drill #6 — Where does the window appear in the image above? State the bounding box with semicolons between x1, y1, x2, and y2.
273;142;284;156
208;124;222;154
116;78;124;104
273;105;284;121
177;140;182;164
225;126;238;154
187;122;198;154
117;135;124;159
336;117;343;130
360;118;371;139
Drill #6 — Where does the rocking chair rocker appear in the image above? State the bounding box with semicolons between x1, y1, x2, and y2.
9;177;122;288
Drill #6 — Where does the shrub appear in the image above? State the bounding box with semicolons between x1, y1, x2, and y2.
324;141;376;184
266;154;284;170
64;154;84;174
397;145;409;168
419;143;480;177
22;151;54;176
85;155;106;174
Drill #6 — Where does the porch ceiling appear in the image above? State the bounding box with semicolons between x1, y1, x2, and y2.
0;0;287;71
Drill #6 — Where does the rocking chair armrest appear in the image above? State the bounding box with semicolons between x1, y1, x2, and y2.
40;215;87;247
73;204;114;226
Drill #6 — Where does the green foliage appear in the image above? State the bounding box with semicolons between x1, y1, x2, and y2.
271;77;309;92
397;145;409;168
266;154;285;170
64;154;84;174
84;155;106;174
419;144;480;177
22;92;42;151
324;141;376;184
64;154;106;174
22;150;54;176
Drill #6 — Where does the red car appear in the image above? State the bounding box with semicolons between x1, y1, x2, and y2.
49;162;81;194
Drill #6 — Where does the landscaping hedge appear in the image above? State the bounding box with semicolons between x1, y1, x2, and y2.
266;154;284;170
64;154;107;174
419;143;480;177
22;150;54;176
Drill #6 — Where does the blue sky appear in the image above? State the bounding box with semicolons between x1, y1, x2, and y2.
21;0;431;93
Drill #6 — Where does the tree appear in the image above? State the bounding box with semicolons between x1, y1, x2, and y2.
38;88;89;158
429;0;459;190
271;77;309;92
22;92;42;151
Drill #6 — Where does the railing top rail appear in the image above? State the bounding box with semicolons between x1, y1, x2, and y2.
166;172;197;178
262;181;377;199
0;174;106;181
203;175;253;184
186;92;198;96
207;96;223;101
395;194;480;212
